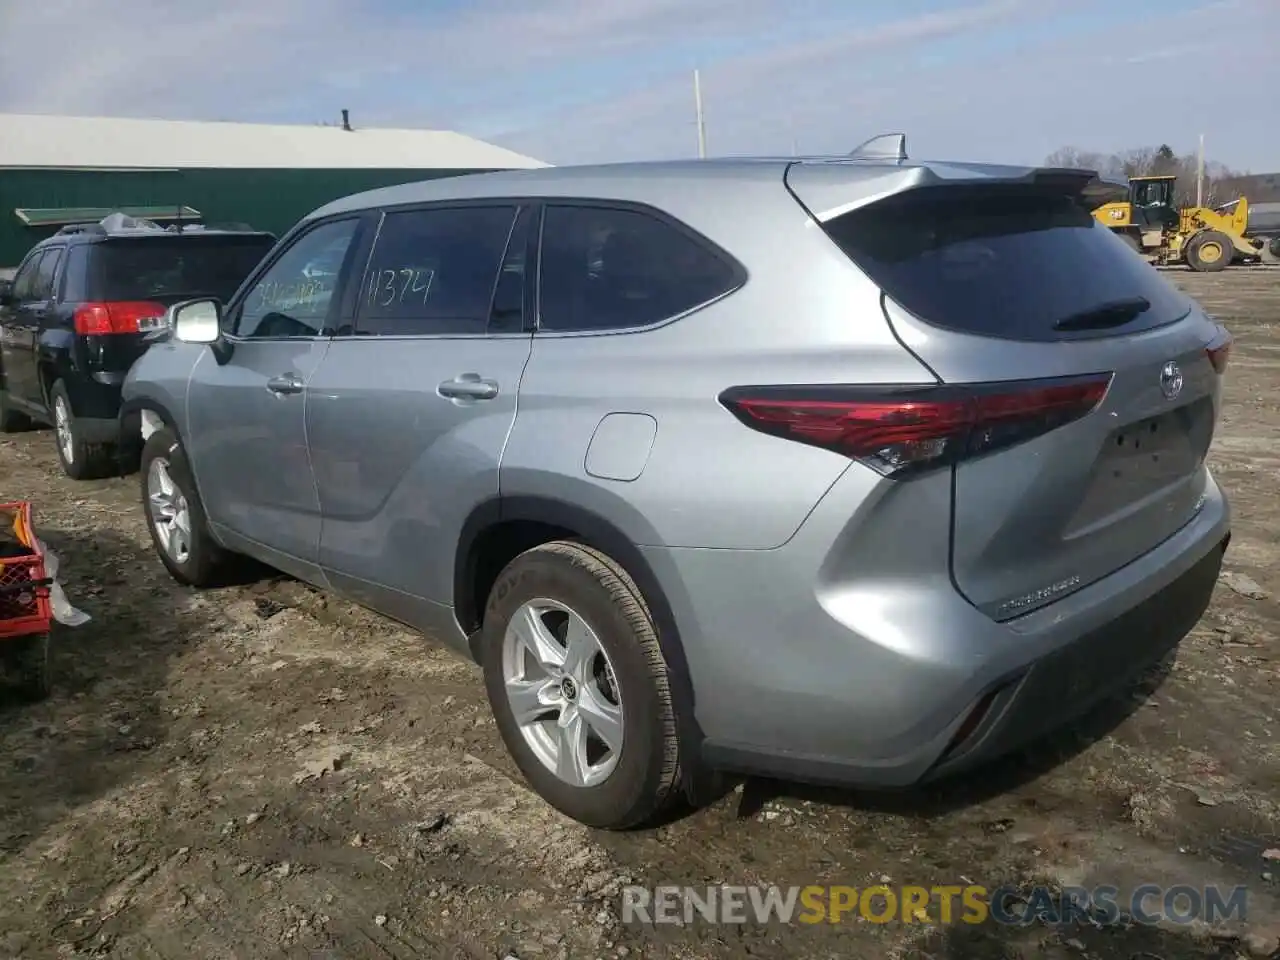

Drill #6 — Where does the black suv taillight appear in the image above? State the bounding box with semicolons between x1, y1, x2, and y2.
74;301;166;335
719;374;1112;478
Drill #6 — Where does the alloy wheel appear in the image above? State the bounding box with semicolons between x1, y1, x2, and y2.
501;598;624;788
146;457;192;564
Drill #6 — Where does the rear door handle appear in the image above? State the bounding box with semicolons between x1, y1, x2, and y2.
266;374;305;396
437;374;499;401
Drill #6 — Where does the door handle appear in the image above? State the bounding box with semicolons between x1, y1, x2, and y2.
266;374;305;396
437;374;499;401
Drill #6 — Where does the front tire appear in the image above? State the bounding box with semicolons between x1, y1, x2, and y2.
1186;231;1233;272
481;541;681;829
139;427;230;587
50;380;114;480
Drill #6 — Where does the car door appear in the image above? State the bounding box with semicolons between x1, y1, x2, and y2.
0;249;50;412
185;214;370;585
307;201;536;642
20;246;65;408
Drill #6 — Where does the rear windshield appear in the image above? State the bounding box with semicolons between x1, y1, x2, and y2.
88;235;275;302
823;184;1192;341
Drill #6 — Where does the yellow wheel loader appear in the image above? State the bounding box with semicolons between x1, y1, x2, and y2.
1091;174;1268;271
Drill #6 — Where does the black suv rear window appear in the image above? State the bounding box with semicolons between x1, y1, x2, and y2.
823;184;1192;341
88;235;275;303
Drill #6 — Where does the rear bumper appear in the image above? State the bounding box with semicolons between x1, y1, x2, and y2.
64;370;126;441
649;467;1230;790
921;529;1224;781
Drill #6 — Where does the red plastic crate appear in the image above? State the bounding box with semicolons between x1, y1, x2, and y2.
0;501;52;640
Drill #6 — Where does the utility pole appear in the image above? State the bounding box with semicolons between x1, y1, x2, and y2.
1196;133;1205;207
693;69;707;159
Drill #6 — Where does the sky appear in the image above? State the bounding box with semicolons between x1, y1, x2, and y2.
0;0;1276;172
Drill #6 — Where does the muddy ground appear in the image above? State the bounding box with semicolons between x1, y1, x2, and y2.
1;269;1279;960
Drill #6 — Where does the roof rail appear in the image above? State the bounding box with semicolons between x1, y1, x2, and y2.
163;220;261;234
98;211;167;233
54;222;107;237
849;133;907;163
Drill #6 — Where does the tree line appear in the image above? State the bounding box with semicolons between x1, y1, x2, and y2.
1044;143;1246;208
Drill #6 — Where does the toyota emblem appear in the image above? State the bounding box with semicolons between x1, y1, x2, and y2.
1159;361;1184;400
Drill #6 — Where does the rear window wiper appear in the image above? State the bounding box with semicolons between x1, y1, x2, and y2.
1051;296;1151;332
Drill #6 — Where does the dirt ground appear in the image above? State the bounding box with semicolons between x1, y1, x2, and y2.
1;269;1279;960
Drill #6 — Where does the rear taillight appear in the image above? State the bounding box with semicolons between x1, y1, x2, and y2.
73;301;166;335
719;374;1112;478
1206;331;1231;374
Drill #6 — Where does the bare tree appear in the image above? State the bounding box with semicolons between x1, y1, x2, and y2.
1043;143;1244;208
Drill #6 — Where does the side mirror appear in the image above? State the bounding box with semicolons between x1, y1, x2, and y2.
169;298;221;344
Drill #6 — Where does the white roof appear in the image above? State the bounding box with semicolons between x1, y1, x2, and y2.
0;113;546;171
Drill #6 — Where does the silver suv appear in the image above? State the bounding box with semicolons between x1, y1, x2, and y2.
122;143;1233;829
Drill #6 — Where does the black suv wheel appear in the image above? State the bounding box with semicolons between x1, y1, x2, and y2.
49;380;115;480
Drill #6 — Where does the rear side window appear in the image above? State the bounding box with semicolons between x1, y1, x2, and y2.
354;205;518;336
89;235;276;303
537;205;740;332
824;185;1192;341
32;248;62;300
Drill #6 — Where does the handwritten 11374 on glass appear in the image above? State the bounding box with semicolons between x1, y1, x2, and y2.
366;267;435;308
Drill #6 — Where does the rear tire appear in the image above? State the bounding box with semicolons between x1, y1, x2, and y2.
481;540;682;829
140;427;231;587
50;380;114;480
3;632;51;702
1186;231;1233;272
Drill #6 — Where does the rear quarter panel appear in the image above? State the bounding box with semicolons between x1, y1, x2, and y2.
503;178;937;551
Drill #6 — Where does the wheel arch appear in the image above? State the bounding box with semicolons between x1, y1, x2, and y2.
118;395;182;444
455;494;705;771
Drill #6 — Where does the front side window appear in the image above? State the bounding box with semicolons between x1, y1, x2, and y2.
10;252;45;301
353;204;518;336
236;218;360;339
537;205;740;333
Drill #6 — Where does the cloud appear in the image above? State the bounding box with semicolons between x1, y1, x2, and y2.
0;0;1276;172
492;0;1044;161
496;0;1280;171
0;0;783;121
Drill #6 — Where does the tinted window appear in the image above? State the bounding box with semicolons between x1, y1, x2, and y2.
237;219;360;339
355;205;517;336
488;206;534;334
824;185;1192;342
10;252;44;301
538;205;739;332
91;235;276;303
32;248;62;300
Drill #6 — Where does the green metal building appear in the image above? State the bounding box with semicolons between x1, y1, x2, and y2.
0;112;547;269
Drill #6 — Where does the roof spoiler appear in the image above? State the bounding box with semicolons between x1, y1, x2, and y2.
850;133;907;163
1066;171;1129;208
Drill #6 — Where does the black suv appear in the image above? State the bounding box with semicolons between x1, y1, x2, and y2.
0;214;275;479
